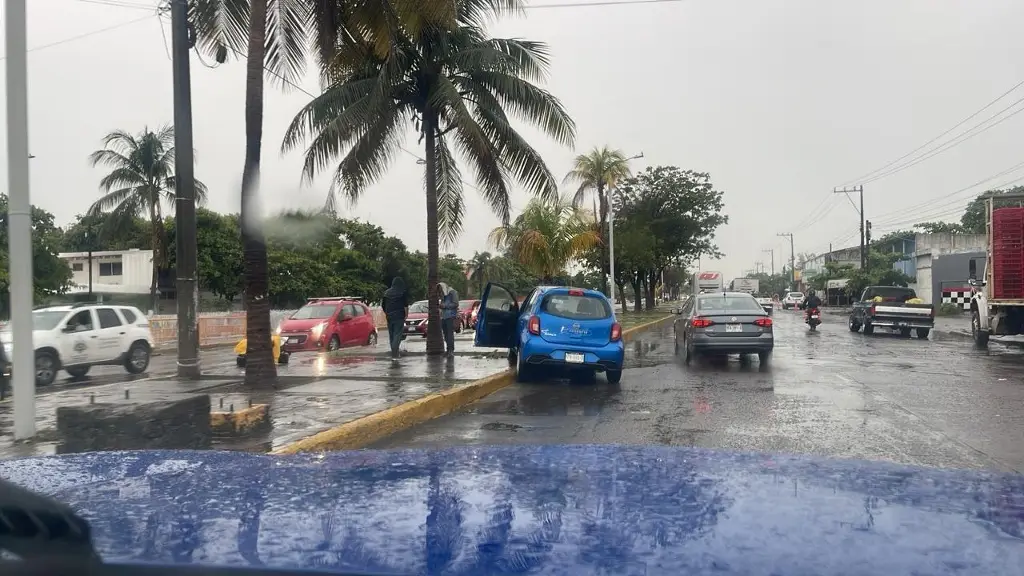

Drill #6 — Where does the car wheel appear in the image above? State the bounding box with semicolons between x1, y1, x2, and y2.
606;369;622;385
673;336;679;356
35;351;58;387
863;323;874;335
278;351;290;365
758;351;771;365
236;355;247;368
683;339;693;365
849;318;861;332
66;365;90;379
124;341;151;374
916;328;930;339
328;335;341;351
367;331;378;346
516;350;535;383
972;310;989;347
899;328;912;338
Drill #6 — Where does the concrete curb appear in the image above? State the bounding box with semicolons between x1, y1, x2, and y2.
270;314;675;454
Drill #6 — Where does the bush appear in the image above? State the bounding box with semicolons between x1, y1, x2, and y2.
937;303;964;316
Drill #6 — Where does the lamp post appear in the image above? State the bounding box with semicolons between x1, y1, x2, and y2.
608;152;644;307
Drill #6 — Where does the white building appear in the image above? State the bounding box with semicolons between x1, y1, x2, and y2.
58;248;153;295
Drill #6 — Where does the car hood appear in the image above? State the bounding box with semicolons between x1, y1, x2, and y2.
278;318;328;331
0;445;1021;575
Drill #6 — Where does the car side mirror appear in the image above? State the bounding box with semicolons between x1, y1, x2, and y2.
62;326;75;333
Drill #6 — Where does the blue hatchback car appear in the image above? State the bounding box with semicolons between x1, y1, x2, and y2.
475;283;625;383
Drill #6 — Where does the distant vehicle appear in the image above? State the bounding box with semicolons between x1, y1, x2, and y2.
673;291;774;365
755;296;774;315
849;286;933;338
278;297;378;352
731;278;759;294
782;292;804;310
458;299;481;330
0;304;153;387
692;270;725;293
475;284;624;384
404;300;464;337
969;195;1024;347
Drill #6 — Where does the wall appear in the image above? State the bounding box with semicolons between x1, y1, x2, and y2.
60;249;154;294
914;233;987;255
148;308;388;347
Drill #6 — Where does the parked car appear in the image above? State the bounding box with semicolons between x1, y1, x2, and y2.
0;304;153;387
849;286;933;338
459;299;481;330
404;300;463;336
277;297;378;353
475;284;624;384
756;296;774;315
673;291;774;365
782;292;804;310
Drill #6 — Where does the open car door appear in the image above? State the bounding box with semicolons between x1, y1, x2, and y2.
474;282;519;348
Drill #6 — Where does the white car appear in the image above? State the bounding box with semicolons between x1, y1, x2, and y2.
1;304;154;386
782;292;805;310
756;297;774;315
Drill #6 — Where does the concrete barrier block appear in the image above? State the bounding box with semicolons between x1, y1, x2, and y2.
210;403;270;437
56;395;212;453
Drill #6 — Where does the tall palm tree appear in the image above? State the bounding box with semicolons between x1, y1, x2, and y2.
488;196;599;283
280;0;576;355
563;146;633;295
189;0;456;382
88;126;207;313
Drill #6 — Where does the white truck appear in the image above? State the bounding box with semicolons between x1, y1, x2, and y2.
969;192;1024;347
692;271;725;294
731;278;759;294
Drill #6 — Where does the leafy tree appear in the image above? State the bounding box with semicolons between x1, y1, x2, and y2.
842;250;913;298
871;229;915;251
87;125;207;313
0;195;72;312
563;146;634;295
959;186;1024;234
915;221;963;234
61;213;150;253
280;0;575;355
489;196;599;283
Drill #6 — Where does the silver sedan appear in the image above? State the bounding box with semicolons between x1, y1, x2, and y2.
673;292;775;365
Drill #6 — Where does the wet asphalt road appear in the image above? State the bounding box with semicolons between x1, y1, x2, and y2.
374;310;1024;473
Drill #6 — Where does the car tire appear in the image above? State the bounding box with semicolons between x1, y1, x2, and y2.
278;352;290;365
516;350;536;383
35;350;58;387
124;341;151;374
972;310;989;347
66;366;90;379
758;351;771;365
673;336;679;356
682;340;694;365
863;323;874;335
849;318;861;332
916;328;930;339
367;331;378;346
236;355;247;368
899;328;912;338
606;369;622;385
328;335;341;351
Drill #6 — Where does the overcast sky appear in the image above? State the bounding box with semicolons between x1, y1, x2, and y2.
3;0;1024;282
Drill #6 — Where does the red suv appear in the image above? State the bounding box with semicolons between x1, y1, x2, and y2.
278;297;378;352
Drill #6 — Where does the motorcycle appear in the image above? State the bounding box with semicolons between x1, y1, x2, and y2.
806;308;821;331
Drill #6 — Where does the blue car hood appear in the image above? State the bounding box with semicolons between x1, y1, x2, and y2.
1;445;1022;575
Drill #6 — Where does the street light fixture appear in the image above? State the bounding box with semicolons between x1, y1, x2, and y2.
608;152;644;307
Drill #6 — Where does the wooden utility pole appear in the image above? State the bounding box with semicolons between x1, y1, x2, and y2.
777;233;795;289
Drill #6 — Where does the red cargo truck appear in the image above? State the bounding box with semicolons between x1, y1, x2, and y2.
969;192;1024;347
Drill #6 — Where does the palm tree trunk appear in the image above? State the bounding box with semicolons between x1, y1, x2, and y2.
597;183;609;296
241;0;276;386
423;112;444;356
148;204;160;313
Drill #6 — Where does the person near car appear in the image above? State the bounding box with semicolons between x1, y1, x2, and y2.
383;277;409;358
802;289;823;318
438;282;459;356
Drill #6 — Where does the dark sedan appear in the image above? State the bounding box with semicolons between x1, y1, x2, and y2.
673;291;774;364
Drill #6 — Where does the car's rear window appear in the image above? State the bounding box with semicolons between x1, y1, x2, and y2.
541;294;611;320
788;292;803;298
697;295;765;315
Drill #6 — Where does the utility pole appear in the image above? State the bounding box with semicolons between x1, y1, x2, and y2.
762;248;775;276
5;0;34;439
834;185;865;269
608;151;644;306
777;233;795;289
87;220;94;296
171;0;201;379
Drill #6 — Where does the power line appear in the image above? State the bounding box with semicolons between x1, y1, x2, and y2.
528;0;686;8
0;13;157;60
76;0;160;11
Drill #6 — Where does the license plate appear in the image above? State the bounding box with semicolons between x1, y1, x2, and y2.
726;324;743;333
565;352;585;363
287;337;298;344
405;326;416;332
811;315;819;320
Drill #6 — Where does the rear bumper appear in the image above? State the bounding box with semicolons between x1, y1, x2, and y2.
691;334;774;354
866;318;933;329
521;340;625;372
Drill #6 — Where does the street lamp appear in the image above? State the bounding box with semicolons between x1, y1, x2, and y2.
608;152;644;307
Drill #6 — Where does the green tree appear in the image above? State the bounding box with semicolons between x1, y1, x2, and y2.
563;146;633;295
87;126;207;313
842;250;913;298
489;196;599;283
0;195;72;312
959;187;1024;234
61;213;150;253
280;0;575;355
915;221;963;234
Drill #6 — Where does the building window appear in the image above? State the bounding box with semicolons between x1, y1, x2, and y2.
99;262;122;276
71;263;83;272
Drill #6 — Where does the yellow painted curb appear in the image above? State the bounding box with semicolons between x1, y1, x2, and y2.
270;312;675;455
210;404;270;436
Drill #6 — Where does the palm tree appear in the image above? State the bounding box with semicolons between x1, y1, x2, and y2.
88;126;207;313
563;146;633;295
280;0;576;355
189;0;456;381
488;196;599;283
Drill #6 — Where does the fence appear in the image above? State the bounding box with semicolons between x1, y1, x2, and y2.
148;308;388;347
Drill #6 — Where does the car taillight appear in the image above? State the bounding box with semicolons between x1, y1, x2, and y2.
610;322;621;341
568;288;584;296
692;317;713;328
528;315;541;335
754;317;773;328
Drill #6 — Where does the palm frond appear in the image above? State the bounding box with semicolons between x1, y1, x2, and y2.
189;0;250;63
434;136;465;246
265;0;310;87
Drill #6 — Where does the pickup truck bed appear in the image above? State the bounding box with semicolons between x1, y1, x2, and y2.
849;287;934;338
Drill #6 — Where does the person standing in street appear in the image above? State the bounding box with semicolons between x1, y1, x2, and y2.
383;277;408;358
438;282;459;357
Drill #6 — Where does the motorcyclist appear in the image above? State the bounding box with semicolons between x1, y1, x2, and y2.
802;289;823;318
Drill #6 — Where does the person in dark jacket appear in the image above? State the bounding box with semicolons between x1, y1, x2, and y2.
802;289;823;318
383;277;409;358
